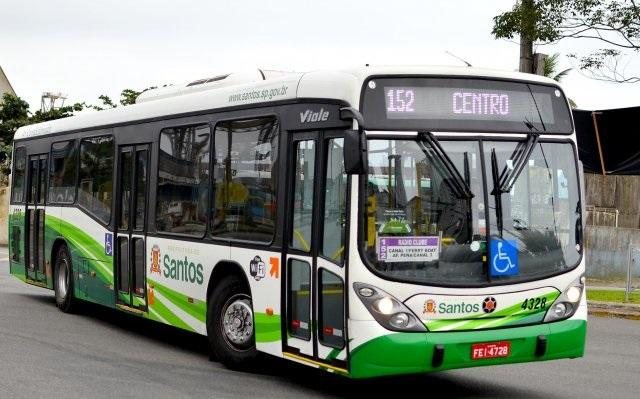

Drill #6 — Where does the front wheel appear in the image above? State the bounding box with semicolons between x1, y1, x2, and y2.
207;276;258;369
54;244;76;313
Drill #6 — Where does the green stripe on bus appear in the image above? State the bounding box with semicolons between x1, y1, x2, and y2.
149;297;195;332
150;280;206;323
45;215;113;284
254;312;281;343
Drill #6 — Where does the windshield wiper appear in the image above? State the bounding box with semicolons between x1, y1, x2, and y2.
491;122;540;237
417;131;474;199
495;126;540;194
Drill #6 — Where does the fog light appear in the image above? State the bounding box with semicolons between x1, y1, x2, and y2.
389;313;410;329
375;297;394;315
553;302;567;318
566;286;582;303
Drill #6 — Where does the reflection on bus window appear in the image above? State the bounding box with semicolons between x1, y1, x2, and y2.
78;135;114;223
157;125;210;236
212;117;278;243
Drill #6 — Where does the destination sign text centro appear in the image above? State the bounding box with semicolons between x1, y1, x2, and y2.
452;91;509;116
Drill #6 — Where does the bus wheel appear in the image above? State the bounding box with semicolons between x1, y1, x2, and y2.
54;244;76;313
207;276;257;369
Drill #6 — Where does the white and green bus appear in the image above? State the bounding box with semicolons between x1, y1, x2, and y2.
8;66;586;378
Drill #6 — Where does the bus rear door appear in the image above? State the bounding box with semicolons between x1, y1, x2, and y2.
114;144;150;311
25;153;48;286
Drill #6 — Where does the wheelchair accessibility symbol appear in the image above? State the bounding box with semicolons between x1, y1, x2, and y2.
490;239;519;277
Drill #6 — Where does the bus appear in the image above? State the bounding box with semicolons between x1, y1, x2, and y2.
8;66;586;378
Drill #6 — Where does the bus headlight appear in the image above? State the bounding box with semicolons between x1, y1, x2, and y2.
543;275;584;323
354;282;427;332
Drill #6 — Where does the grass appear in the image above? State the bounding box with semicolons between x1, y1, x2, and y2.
586;289;640;304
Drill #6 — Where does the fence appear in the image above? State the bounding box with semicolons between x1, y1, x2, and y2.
584;226;640;289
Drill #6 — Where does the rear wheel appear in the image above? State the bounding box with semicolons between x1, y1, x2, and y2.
54;244;76;313
207;276;258;369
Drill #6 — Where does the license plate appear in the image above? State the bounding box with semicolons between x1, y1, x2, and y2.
471;341;511;360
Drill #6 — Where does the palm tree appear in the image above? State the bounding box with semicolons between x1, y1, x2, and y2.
544;53;577;108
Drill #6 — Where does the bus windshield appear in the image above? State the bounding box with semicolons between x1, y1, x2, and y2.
362;138;581;285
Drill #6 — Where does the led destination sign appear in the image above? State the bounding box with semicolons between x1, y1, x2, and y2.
385;87;553;123
363;77;573;133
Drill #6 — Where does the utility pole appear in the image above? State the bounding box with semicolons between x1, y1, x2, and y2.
519;0;535;73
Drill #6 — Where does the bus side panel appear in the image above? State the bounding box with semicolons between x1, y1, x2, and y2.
8;204;26;282
142;237;284;359
51;207;115;308
144;237;228;335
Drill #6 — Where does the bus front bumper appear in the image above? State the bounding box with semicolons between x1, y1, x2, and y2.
348;316;586;379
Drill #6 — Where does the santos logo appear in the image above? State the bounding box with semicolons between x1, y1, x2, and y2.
300;108;329;123
163;255;204;285
423;299;482;315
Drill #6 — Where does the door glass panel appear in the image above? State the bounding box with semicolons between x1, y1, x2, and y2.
287;259;311;340
38;158;47;204
322;138;347;264
133;238;145;296
28;159;38;204
118;237;129;292
134;149;148;231
318;269;344;349
291;140;315;251
119;151;132;230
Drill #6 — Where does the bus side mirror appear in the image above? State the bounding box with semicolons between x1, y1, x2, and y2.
340;107;367;175
344;129;367;175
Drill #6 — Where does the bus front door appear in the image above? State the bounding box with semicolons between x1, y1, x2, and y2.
283;131;348;370
25;154;48;285
114;145;149;311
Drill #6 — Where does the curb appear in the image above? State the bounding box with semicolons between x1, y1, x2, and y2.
587;301;640;321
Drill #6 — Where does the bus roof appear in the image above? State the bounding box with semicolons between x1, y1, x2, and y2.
14;66;561;140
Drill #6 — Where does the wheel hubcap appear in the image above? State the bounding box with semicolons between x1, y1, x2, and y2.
57;259;69;300
221;296;254;348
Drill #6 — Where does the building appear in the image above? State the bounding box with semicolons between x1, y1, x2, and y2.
0;64;16;100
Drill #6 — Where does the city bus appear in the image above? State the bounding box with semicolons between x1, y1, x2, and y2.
8;66;586;378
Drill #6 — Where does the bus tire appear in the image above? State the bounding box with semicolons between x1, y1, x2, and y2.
207;276;257;369
54;244;76;313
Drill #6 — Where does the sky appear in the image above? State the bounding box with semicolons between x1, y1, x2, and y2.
1;0;638;112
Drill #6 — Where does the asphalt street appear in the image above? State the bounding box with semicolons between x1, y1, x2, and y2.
1;246;638;399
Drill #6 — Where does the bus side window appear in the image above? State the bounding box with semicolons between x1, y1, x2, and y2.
78;135;114;224
156;124;210;237
10;147;26;203
211;117;279;243
49;140;78;204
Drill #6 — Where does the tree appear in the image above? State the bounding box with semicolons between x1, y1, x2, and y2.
493;0;639;82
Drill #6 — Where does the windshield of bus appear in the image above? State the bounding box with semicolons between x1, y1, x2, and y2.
362;138;581;286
